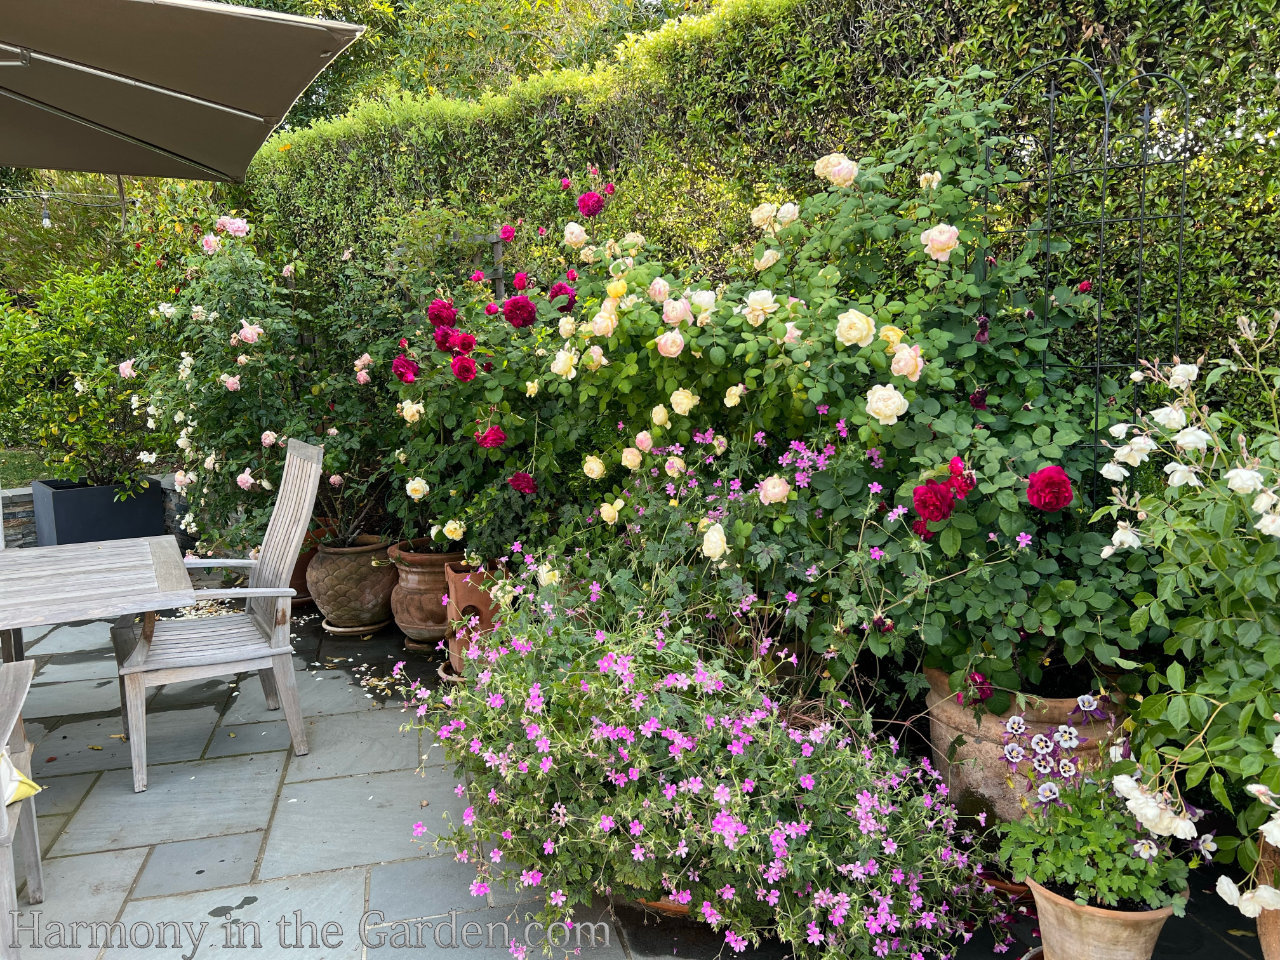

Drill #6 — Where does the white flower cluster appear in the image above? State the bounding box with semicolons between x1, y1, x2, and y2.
1111;774;1198;839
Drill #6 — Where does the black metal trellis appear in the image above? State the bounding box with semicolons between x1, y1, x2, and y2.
981;58;1193;496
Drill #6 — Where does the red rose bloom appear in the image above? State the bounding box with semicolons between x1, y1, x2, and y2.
485;302;499;315
449;330;476;354
475;425;506;448
1078;280;1092;293
604;183;615;195
1027;465;1074;512
947;457;975;500
566;269;577;282
504;295;537;328
912;480;954;523
969;388;988;411
912;519;935;541
433;326;455;351
548;282;576;314
512;272;529;291
451;355;477;382
577;191;605;218
427;298;457;328
391;353;419;384
508;472;537;495
500;224;515;242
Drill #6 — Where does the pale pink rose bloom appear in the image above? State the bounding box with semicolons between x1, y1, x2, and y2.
655;329;685;358
118;358;137;378
591;312;617;338
635;431;654;453
354;353;373;371
356;370;371;385
920;223;960;262
891;343;925;382
216;216;249;237
647;277;670;303
783;322;800;343
261;431;278;447
282;263;294;278
201;233;221;254
662;298;692;327
230;333;240;345
223;375;241;392
759;474;791;505
215;216;231;233
238;321;263;344
327;427;338;437
174;470;193;492
236;468;254;490
236;354;249;366
329;474;344;487
341;248;353;261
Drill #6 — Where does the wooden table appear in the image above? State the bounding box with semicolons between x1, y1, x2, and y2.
0;536;195;661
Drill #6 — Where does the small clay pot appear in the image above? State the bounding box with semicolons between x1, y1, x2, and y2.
306;535;398;631
634;897;691;917
1025;877;1173;960
444;562;504;674
389;539;465;642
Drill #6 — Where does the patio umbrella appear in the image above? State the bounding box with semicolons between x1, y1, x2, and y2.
0;0;363;182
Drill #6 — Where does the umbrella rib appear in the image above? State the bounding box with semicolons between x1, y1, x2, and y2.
0;82;236;181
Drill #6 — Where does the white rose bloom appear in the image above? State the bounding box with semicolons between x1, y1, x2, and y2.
754;248;781;271
1111;522;1142;550
1255;885;1280;912
1240;890;1264;918
1261;813;1280;848
1257;513;1280;538
621;447;642;470
591;311;618;338
558;316;577;339
743;290;779;327
1151;405;1187;430
1225;468;1265;494
526;380;539;397
749;202;777;229
1217;876;1242;907
1255;491;1280;514
652;404;670;427
1130;371;1145;382
1100;462;1130;481
583;455;605;480
536;563;560;586
1168;363;1200;389
701;522;728;560
401;400;425;424
405;477;429;501
670;388;699;416
865;384;909;426
1174;426;1211;452
1108;423;1132;439
550;348;577;380
1273;731;1280;760
688;289;717;317
775;202;799;226
563;221;588;249
919;170;942;190
835;308;875;348
724;384;744;408
443;519;466;541
1164;462;1201;488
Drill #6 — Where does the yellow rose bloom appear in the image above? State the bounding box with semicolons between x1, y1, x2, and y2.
606;279;628;299
879;325;905;352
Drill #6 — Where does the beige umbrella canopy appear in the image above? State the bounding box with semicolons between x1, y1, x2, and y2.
0;0;363;182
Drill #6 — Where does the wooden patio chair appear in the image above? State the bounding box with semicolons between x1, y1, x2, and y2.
110;439;323;792
1;659;43;960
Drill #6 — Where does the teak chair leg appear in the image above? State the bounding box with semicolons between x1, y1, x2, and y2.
272;654;308;756
123;673;148;792
14;797;42;904
258;668;280;710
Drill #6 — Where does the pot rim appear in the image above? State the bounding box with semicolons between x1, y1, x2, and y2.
315;534;391;554
389;539;466;566
924;666;1119;724
1024;876;1176;922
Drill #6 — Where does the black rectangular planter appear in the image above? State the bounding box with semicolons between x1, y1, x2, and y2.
31;478;166;546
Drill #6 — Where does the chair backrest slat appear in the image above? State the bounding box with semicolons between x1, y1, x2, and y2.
246;439;323;628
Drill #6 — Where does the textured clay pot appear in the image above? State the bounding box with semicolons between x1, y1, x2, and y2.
288;519;338;607
1025;877;1172;960
388;539;465;643
306;535;398;631
1258;838;1280;959
924;667;1118;821
444;562;504;674
633;897;691;917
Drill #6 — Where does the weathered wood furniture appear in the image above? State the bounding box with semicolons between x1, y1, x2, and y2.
111;439;323;792
1;660;42;960
0;535;196;663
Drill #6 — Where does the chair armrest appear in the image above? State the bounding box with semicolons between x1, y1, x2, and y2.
193;587;297;601
183;558;259;570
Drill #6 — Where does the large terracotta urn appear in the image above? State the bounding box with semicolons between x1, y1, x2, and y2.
305;535;398;633
288;519;338;607
389;539;464;644
1025;877;1172;960
924;667;1118;821
1257;838;1280;959
444;562;505;674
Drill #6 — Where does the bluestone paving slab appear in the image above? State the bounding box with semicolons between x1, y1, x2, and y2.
36;814;67;855
10;847;149;960
204;720;294;759
222;665;381;723
367;856;503;924
23;621;111;656
117;867;367;958
149;676;235;712
33;650;119;685
52;752;285;856
132;832;264;899
32;706;220;776
259;768;461;879
34;771;100;816
22;677;131;719
285;708;419;782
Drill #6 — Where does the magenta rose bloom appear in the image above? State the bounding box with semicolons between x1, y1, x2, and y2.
428;298;457;328
433;326;455;351
448;330;476;355
504;295;537;329
911;519;935;541
512;272;529;291
474;425;507;448
912;480;954;523
500;224;515;242
451;355;477;382
508;472;537;495
548;282;576;314
577;191;605;218
604;183;615;195
392;353;419;384
1027;465;1074;512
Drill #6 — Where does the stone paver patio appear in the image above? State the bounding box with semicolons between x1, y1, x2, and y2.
6;615;1265;960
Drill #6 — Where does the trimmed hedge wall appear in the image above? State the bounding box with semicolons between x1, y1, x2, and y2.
242;0;1280;364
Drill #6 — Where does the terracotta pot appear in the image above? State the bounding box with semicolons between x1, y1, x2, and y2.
305;535;399;630
388;539;465;642
924;667;1118;821
1025;877;1172;960
288;518;338;607
977;867;1033;903
633;897;691;917
444;562;504;674
1258;838;1280;959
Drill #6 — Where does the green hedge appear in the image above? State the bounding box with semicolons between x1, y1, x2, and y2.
242;0;1280;371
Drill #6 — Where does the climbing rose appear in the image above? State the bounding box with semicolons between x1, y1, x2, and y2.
508;472;537;495
920;223;960;262
1027;465;1074;512
577;191;605;218
392;354;419;384
504;295;537;329
913;480;955;523
500;224;515;242
475;425;506;448
451;355;477;382
548;282;576;313
428;298;457;328
513;272;529;291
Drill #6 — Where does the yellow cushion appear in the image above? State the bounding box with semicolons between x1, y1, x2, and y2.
1;752;40;806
